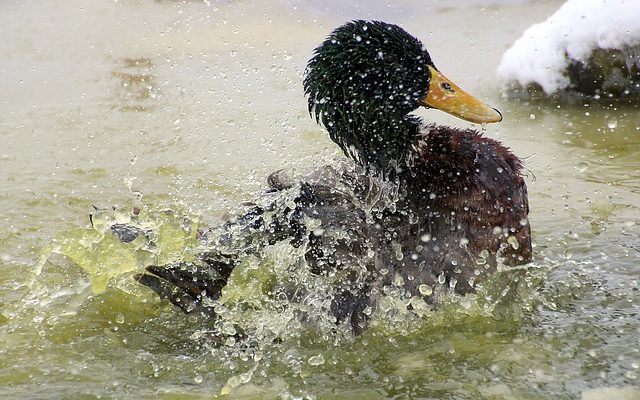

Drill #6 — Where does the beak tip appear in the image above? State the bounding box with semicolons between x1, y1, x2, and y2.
493;108;503;123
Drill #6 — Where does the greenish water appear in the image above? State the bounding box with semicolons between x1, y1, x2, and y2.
1;0;639;399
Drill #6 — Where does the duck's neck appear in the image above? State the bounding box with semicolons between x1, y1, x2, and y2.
325;113;422;173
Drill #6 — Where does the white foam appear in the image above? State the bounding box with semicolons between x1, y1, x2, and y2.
497;0;640;94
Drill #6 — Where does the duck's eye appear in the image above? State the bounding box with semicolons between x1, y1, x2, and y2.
441;82;454;92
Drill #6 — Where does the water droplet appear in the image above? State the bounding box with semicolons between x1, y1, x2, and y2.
575;161;588;173
392;242;404;261
529;113;536;120
308;354;325;366
507;236;520;250
115;314;125;324
449;277;458;289
418;284;433;296
355;35;362;42
607;119;618;129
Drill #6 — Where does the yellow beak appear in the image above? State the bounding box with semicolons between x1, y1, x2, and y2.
421;66;502;124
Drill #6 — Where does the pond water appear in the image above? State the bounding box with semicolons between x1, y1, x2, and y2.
1;0;639;399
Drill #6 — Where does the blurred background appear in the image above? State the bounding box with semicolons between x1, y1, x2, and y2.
0;1;638;398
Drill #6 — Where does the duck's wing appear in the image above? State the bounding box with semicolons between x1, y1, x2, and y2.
134;181;307;316
134;164;376;333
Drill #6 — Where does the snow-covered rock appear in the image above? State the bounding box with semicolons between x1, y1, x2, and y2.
498;0;640;99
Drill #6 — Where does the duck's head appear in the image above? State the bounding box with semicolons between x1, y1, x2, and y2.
304;20;502;170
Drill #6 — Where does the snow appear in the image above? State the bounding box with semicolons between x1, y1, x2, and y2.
497;0;640;94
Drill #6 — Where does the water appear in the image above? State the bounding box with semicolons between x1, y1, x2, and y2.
1;0;639;398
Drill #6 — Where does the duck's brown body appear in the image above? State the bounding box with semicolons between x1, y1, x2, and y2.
295;125;531;331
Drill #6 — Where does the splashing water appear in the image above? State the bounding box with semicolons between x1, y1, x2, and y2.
31;191;547;353
34;205;203;294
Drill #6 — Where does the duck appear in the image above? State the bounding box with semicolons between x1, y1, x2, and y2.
126;20;532;335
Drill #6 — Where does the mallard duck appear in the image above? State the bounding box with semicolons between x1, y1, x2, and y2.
127;20;532;335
